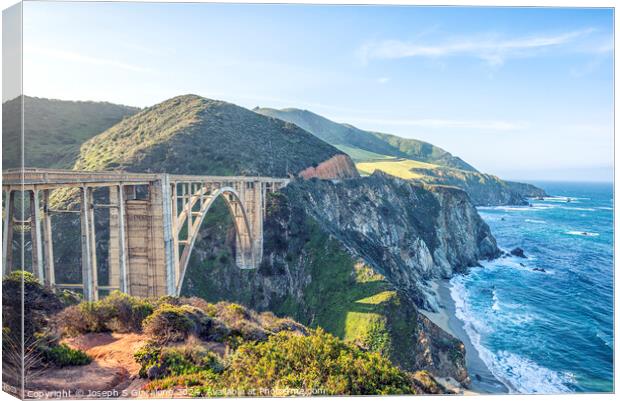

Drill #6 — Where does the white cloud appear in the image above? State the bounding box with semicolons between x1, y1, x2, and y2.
337;117;526;131
377;77;390;84
359;28;604;66
25;45;154;73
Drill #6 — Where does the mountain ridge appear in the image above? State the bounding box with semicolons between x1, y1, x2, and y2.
254;107;478;171
253;106;546;205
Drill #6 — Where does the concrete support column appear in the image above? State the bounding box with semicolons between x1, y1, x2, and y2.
3;190;15;275
108;186;120;291
118;185;128;293
29;190;44;283
80;187;94;301
160;175;176;295
42;190;55;288
262;182;267;219
88;188;99;300
171;182;180;293
252;181;264;265
108;185;128;293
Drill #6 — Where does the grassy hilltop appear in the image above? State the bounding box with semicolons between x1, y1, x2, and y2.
74;95;350;177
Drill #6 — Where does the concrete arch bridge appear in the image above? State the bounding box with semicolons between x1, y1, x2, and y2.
2;168;289;300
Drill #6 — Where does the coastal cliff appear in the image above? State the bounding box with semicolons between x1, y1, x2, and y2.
283;172;500;307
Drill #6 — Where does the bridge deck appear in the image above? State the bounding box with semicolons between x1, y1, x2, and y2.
2;168;290;187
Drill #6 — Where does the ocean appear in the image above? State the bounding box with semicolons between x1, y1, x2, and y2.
450;181;614;393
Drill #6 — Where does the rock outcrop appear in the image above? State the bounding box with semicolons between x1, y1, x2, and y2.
298;154;360;180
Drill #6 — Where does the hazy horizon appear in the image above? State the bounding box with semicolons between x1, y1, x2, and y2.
12;3;615;182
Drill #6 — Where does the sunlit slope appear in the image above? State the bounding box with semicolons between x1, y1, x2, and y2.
356;158;441;180
355;158;539;205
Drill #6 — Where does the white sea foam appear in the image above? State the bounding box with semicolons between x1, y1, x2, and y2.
480;204;554;212
525;219;546;224
558;206;595;211
566;231;599;237
596;207;613;211
492;351;575;393
450;275;573;393
492;290;501;312
541;196;588;203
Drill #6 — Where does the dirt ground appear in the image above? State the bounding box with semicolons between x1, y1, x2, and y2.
26;333;150;399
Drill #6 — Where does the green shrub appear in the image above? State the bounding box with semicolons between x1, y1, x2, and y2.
55;291;155;336
55;302;110;335
43;343;91;367
141;329;416;396
211;302;268;341
4;270;40;285
104;291;154;333
134;341;163;378
223;328;413;395
143;371;219;392
142;304;195;343
2;270;64;345
134;340;223;380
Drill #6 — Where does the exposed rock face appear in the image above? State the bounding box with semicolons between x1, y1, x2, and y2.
298;154;360;180
404;168;546;206
505;180;547;199
285;172;500;308
181;172;499;385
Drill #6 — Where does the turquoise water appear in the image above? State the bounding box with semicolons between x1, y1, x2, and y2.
450;182;613;393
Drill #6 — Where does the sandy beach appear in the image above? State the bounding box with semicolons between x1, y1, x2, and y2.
422;279;510;395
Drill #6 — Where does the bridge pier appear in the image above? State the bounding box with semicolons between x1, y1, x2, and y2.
108;185;128;293
80;187;96;301
42;190;55;288
29;190;44;281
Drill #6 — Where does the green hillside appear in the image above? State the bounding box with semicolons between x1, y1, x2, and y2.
74;95;347;177
254;107;545;205
254;107;477;171
2;96;139;169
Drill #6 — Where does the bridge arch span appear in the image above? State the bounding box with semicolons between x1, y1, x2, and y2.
175;186;254;295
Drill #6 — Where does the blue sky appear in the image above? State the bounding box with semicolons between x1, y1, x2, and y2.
21;3;614;181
